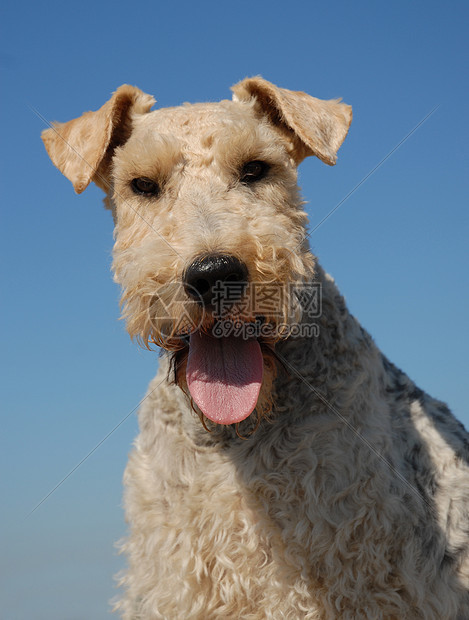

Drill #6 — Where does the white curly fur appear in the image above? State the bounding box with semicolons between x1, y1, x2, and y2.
42;78;469;619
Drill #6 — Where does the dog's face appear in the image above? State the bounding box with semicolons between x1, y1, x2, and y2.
42;78;351;427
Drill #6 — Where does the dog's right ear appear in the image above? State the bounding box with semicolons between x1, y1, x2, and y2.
41;85;155;194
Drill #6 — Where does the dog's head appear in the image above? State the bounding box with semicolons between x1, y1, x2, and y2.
42;78;351;429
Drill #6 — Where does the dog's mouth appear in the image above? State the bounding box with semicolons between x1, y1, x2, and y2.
145;266;300;425
185;330;264;425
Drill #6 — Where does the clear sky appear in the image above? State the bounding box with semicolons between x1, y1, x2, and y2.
1;1;468;618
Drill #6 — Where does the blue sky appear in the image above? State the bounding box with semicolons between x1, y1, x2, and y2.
1;1;468;618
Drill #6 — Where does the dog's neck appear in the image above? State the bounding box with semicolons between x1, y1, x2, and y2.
274;264;384;419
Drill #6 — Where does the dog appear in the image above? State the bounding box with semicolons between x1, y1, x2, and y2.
42;77;469;619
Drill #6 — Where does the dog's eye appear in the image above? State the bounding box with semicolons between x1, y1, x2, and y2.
240;161;270;184
131;177;160;196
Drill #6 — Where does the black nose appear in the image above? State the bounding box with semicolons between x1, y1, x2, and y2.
183;254;248;306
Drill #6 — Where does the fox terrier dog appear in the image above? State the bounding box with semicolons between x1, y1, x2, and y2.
42;78;469;619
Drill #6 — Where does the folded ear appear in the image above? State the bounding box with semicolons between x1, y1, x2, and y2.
41;85;155;194
231;77;352;165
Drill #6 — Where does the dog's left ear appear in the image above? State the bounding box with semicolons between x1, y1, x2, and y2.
231;77;352;165
42;85;155;194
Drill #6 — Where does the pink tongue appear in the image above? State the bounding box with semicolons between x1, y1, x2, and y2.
186;331;263;425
